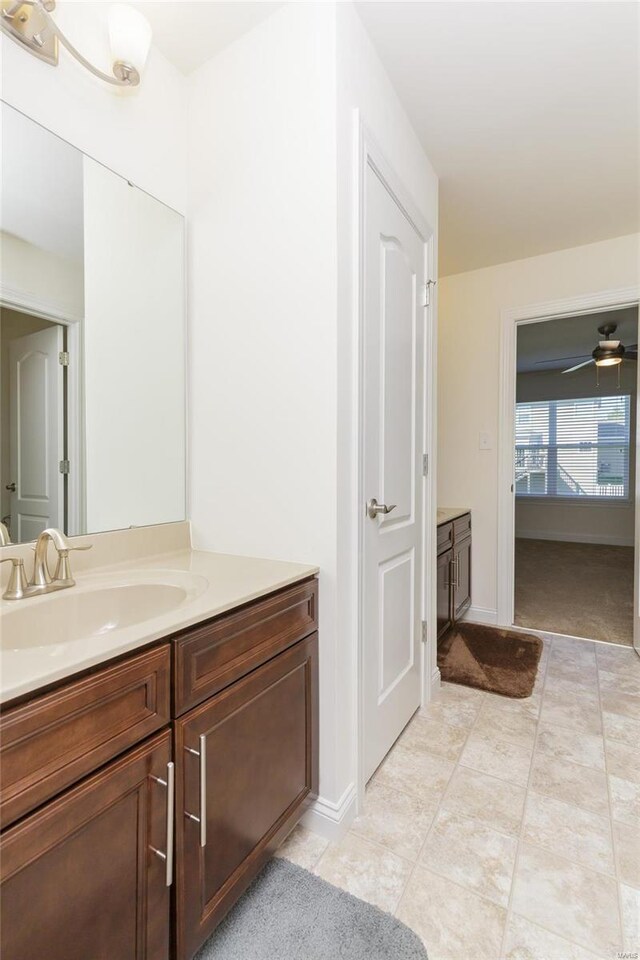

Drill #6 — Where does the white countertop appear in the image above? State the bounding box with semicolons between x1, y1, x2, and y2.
0;548;318;704
437;507;470;525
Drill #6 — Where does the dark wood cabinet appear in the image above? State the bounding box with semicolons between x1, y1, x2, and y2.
0;730;173;960
0;577;319;960
437;513;471;639
0;644;171;830
174;633;318;960
437;548;453;639
452;534;472;620
173;579;318;715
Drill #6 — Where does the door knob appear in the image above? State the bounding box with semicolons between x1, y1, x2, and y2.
367;498;397;520
5;482;16;492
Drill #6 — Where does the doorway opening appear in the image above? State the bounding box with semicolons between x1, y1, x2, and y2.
513;305;638;647
0;306;69;543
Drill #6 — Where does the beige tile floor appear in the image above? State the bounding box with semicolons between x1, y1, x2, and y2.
276;636;640;960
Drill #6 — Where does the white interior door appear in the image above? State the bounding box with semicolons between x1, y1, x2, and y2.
9;325;64;541
363;162;426;781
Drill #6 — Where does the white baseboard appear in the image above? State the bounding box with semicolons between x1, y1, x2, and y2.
302;782;357;841
463;605;498;625
516;530;634;547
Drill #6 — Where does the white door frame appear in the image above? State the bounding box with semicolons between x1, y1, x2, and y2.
355;117;437;806
497;285;640;628
0;287;84;538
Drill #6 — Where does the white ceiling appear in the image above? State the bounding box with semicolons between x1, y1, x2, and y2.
517;307;639;374
355;1;640;276
100;3;640;279
133;1;282;75
1;104;84;263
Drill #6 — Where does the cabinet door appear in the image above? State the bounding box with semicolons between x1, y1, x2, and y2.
0;730;172;960
175;634;318;960
453;535;472;621
437;548;454;639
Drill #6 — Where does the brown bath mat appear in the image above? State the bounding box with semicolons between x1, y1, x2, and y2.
438;622;543;698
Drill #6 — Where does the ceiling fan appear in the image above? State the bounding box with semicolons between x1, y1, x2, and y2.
549;323;638;375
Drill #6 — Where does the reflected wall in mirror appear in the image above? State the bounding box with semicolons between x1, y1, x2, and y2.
0;103;186;545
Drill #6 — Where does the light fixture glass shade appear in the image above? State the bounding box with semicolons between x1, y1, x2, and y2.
595;356;622;367
108;4;152;77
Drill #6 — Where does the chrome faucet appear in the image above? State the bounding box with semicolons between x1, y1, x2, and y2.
1;528;92;601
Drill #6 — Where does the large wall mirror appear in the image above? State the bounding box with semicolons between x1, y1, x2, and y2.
0;102;186;544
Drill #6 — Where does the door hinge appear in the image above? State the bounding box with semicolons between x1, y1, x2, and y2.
59;351;69;366
423;279;437;308
421;620;428;643
423;453;429;477
59;460;70;475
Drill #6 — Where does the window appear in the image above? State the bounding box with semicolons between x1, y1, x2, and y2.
515;394;631;499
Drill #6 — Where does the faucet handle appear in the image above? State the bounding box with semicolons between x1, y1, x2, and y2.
52;542;92;587
1;557;29;601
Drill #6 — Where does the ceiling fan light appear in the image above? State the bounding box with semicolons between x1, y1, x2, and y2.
592;340;625;367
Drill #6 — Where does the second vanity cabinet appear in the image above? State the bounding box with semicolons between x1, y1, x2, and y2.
436;512;472;639
0;577;319;960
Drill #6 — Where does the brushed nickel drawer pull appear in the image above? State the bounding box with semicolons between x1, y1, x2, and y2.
184;735;207;847
150;761;175;886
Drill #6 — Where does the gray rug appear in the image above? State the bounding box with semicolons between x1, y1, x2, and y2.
194;857;428;960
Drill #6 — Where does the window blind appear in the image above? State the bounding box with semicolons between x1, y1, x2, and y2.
515;394;631;499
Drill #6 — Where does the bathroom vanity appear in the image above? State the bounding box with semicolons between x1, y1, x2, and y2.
0;99;318;960
0;544;318;960
436;509;472;639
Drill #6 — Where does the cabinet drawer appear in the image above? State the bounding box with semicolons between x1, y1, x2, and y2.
0;644;170;829
173;578;318;715
453;513;471;542
437;521;454;555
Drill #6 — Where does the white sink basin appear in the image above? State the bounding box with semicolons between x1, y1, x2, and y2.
1;571;209;650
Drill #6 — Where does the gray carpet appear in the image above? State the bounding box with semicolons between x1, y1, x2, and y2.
514;537;634;646
194;858;428;960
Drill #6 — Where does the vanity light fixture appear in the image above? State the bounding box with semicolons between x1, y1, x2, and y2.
1;0;152;86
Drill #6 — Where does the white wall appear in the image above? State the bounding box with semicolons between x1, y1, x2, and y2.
1;9;187;213
188;1;342;817
515;364;637;546
83;159;185;533
438;233;640;621
188;1;438;834
0;232;83;321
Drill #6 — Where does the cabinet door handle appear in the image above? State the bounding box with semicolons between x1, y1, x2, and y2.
185;734;207;848
150;760;175;887
198;734;207;847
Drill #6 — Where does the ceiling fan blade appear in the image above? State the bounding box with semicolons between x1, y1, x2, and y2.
535;354;591;365
625;351;637;360
563;359;595;374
